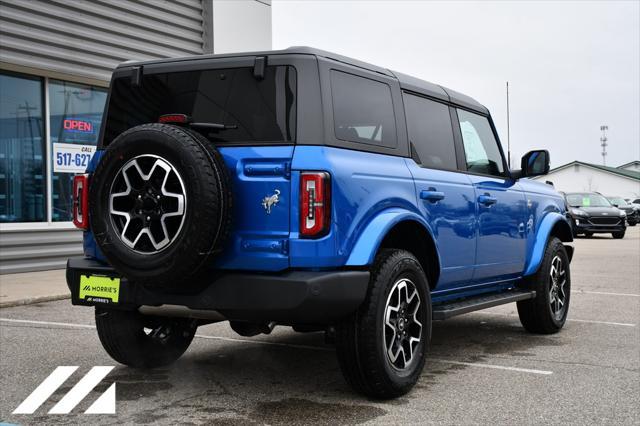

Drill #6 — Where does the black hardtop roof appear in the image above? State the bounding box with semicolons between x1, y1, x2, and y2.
119;46;488;114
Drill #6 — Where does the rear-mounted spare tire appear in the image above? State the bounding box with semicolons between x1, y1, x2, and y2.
89;123;232;290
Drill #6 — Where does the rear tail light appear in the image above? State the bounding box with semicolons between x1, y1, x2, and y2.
73;174;89;229
300;172;331;238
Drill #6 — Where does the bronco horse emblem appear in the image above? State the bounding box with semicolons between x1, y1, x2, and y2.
261;189;280;214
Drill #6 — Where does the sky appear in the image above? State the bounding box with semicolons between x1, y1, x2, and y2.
272;0;640;168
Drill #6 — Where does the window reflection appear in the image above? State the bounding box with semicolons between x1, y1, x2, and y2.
0;72;46;222
49;80;107;221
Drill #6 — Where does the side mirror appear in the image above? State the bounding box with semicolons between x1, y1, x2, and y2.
519;150;550;178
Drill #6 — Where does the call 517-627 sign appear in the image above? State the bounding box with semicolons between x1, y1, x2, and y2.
53;143;95;173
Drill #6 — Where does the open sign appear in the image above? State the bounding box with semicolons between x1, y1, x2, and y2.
64;118;94;133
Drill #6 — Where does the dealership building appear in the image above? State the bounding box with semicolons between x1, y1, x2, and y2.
0;0;272;273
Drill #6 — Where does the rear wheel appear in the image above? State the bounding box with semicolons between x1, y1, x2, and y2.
95;308;196;368
335;249;431;399
517;237;571;334
612;231;625;239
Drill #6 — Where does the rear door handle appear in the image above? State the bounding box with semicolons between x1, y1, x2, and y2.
478;194;497;206
420;189;445;202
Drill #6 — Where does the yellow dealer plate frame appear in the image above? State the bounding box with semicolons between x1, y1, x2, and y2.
79;274;120;304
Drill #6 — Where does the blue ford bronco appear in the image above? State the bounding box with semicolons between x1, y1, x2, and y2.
67;47;574;398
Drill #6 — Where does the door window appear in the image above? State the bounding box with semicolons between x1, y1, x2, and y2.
403;93;457;170
457;109;505;177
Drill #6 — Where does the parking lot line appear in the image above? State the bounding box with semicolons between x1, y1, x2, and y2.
0;317;555;376
473;312;637;327
430;359;553;375
0;318;95;329
565;318;636;327
572;290;640;297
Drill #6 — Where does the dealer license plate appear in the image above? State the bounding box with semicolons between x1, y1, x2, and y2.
79;275;120;304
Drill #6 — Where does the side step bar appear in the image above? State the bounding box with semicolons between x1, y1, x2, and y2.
432;290;536;320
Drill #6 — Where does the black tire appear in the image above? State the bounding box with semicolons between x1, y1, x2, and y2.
89;123;231;290
335;249;432;399
584;232;593;238
517;237;571;334
95;308;196;368
612;231;625;239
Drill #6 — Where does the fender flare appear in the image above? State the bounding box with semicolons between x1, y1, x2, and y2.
523;212;573;276
345;208;440;268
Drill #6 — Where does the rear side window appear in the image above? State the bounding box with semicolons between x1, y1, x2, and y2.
103;66;296;145
403;93;457;170
330;70;396;148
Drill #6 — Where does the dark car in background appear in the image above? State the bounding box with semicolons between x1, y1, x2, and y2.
564;192;626;239
606;196;639;226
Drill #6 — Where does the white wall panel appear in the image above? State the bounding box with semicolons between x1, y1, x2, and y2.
212;0;271;54
538;164;640;199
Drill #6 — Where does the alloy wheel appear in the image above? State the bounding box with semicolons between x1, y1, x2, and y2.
109;154;186;254
383;278;423;370
548;255;568;320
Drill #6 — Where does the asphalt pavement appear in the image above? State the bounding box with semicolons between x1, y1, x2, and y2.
1;227;638;425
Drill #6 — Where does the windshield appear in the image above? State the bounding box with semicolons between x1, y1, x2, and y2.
607;197;628;206
566;193;612;208
103;65;296;146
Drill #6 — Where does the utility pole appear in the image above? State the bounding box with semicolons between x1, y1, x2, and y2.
506;82;511;168
600;125;608;166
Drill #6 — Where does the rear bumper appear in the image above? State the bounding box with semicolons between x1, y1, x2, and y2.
66;257;369;324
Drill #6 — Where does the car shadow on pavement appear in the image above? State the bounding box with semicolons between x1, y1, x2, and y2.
57;314;566;424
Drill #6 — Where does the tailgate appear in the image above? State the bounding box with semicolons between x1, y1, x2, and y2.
213;146;293;271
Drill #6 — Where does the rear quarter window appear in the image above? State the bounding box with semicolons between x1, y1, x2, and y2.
330;70;397;148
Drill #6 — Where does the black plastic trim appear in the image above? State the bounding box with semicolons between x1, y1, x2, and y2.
432;290;536;320
66;257;369;324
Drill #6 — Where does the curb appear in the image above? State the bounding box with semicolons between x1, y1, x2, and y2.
0;294;70;309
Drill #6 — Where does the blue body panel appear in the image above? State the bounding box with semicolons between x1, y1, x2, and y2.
212;146;293;271
290;146;416;269
83;150;104;260
83;144;570;293
518;178;571;276
403;160;476;289
346;208;437;266
84;146;295;272
467;175;528;282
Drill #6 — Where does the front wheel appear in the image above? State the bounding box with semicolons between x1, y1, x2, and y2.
612;231;625;239
517;237;571;334
335;249;432;399
95;308;197;368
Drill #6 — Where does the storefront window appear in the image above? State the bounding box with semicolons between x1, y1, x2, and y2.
0;72;46;223
49;80;107;221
